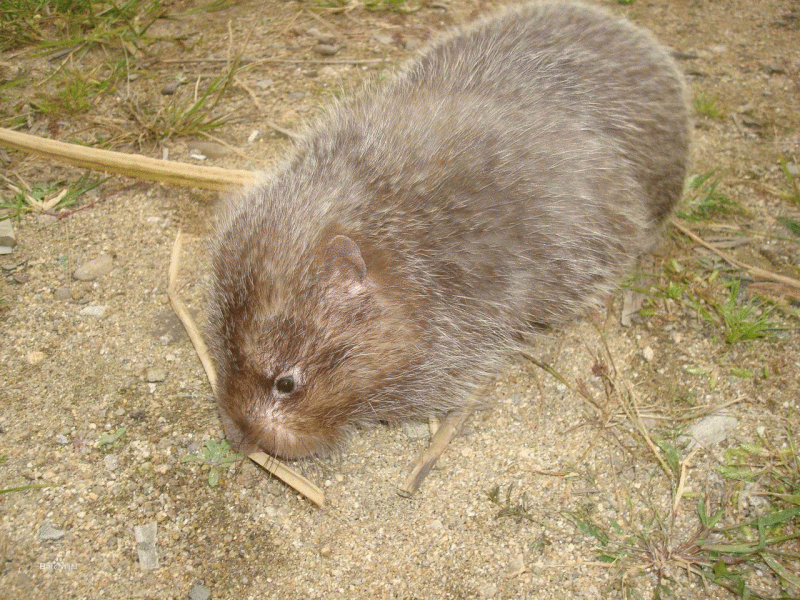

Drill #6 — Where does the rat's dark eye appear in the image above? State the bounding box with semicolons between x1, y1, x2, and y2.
275;376;296;394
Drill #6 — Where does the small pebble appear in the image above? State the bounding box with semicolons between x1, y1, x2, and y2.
79;305;107;318
0;61;23;81
762;61;787;75
145;367;167;383
189;582;211;600
506;551;525;576
37;214;58;225
307;28;336;44
152;309;191;344
161;80;180;95
189;141;228;159
133;522;159;570
313;44;338;56
73;255;113;281
738;482;768;512
642;346;655;362
55;434;69;445
104;454;119;471
39;523;65;541
25;351;46;365
0;219;16;254
53;288;72;301
681;413;738;448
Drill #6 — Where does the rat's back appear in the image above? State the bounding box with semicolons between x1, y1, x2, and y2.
316;0;689;327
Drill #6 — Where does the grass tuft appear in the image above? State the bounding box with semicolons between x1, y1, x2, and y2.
487;484;537;522
518;338;799;599
779;157;800;205
677;169;746;222
125;54;241;143
651;259;785;347
777;216;800;238
560;428;800;599
364;0;422;13
713;280;777;344
0;173;108;219
694;91;724;119
0;0;163;53
181;439;243;487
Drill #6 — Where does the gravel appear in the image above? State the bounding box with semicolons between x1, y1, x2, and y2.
1;1;798;599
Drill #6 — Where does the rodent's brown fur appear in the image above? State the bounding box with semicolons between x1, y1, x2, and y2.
207;1;690;459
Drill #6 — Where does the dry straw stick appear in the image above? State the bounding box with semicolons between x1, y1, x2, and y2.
399;408;475;496
670;217;800;290
0;127;257;191
399;382;486;497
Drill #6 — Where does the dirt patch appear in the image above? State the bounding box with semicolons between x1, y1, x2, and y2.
1;1;798;599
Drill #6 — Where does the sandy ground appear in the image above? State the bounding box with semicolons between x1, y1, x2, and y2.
1;0;798;598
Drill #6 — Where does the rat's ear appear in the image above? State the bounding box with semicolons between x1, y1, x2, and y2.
323;235;367;295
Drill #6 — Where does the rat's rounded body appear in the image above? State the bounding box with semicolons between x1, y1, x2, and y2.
207;1;690;459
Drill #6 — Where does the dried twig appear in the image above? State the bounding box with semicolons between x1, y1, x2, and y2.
254;57;389;65
150;57;389;66
670;217;800;290
619;382;674;480
167;232;219;392
249;452;325;507
234;75;265;112
0;127;256;191
673;447;699;514
729;114;746;138
399;389;480;496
